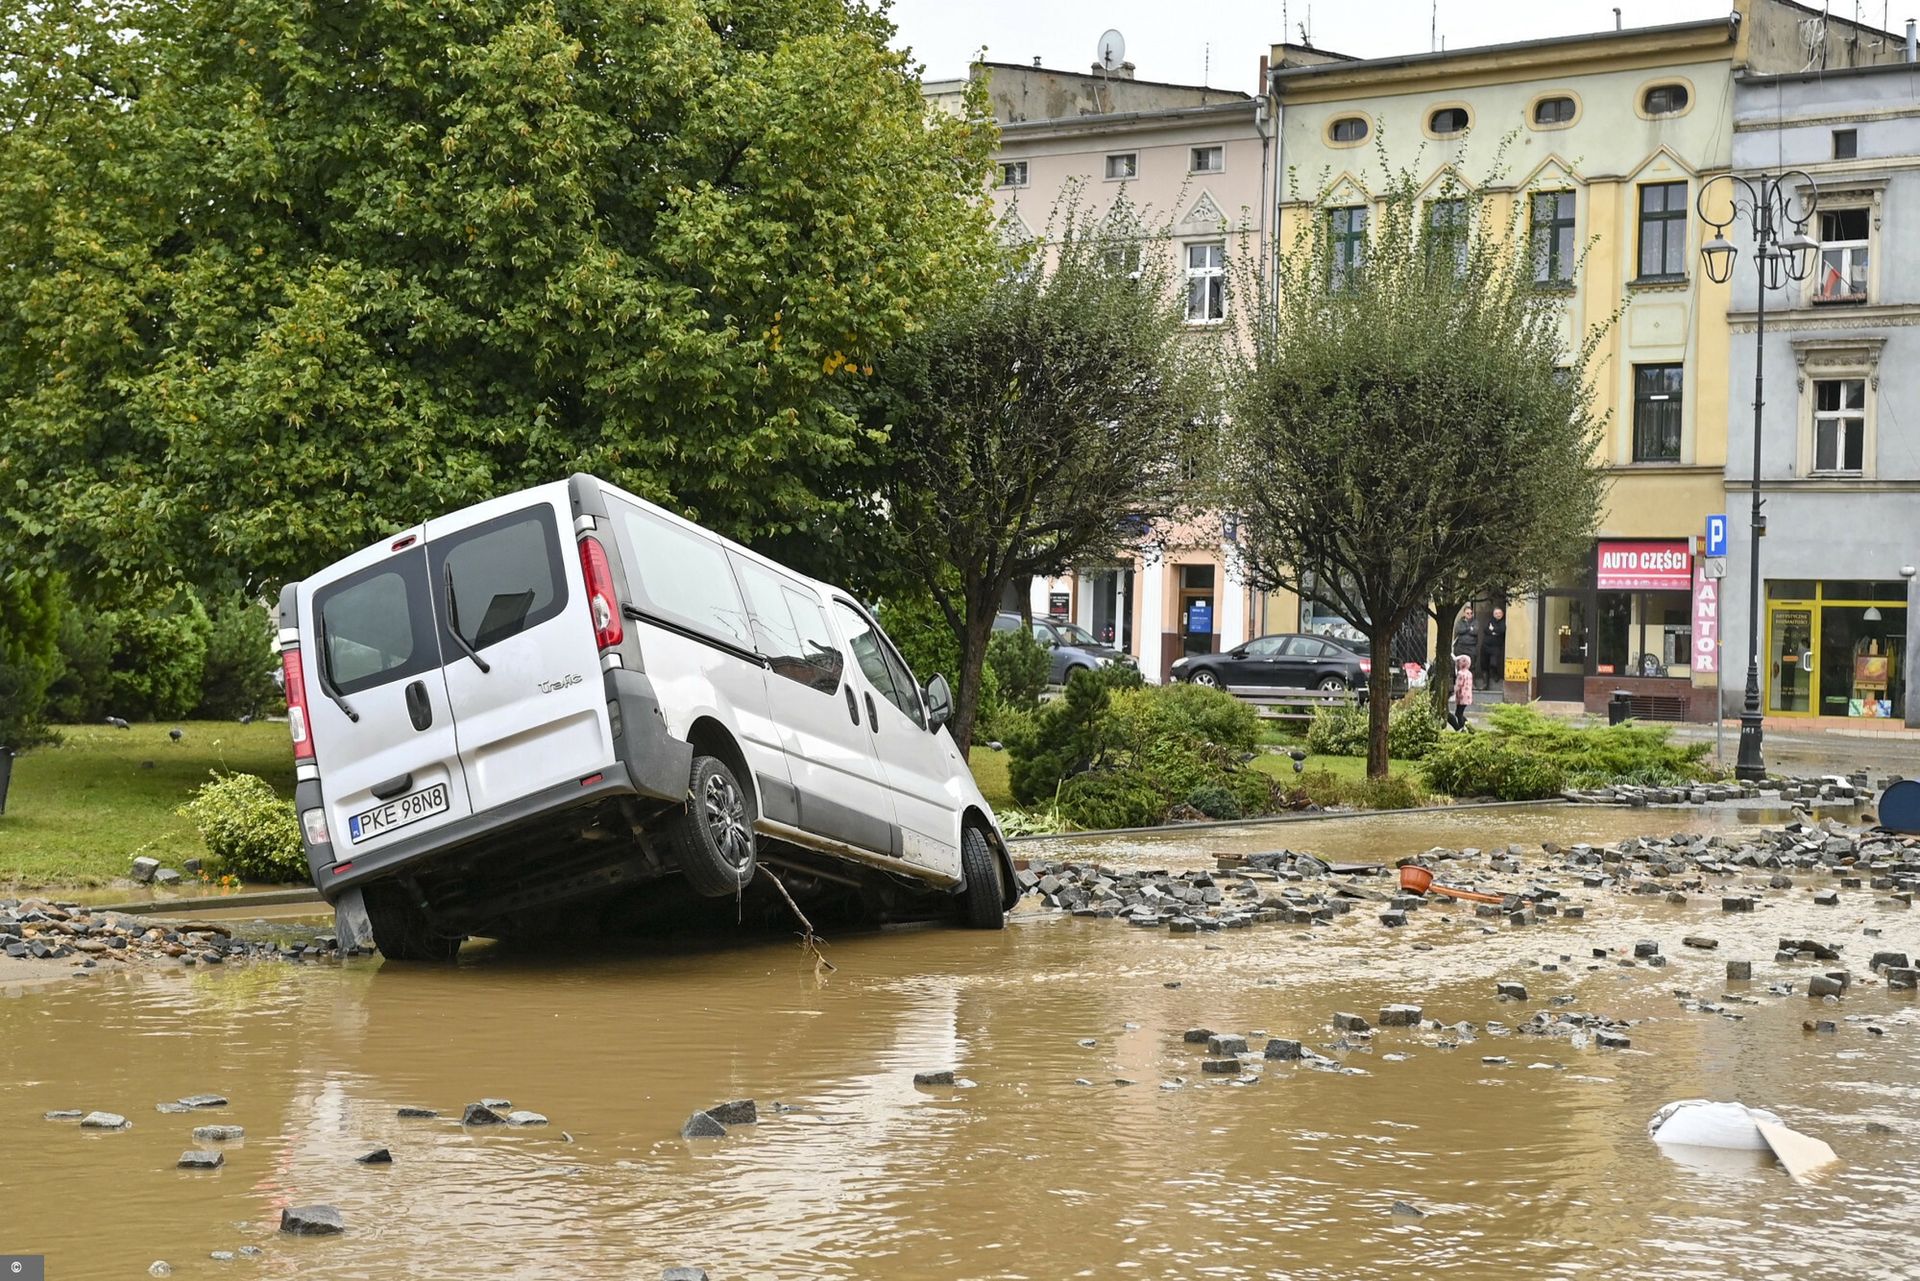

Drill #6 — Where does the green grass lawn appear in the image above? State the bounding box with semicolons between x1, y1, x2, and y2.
1250;752;1421;783
0;722;294;888
968;747;1014;810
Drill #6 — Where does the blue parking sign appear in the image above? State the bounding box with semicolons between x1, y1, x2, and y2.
1705;514;1728;559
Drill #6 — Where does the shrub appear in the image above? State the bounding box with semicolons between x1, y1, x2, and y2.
46;603;115;722
106;592;212;720
1092;661;1146;692
1421;735;1568;800
1185;782;1243;820
1420;703;1712;798
986;625;1051;711
1387;693;1444;760
1305;702;1368;756
1345;773;1425;810
177;772;306;882
0;572;63;750
195;592;279;719
1004;669;1110;806
1057;767;1166;830
1109;682;1260;756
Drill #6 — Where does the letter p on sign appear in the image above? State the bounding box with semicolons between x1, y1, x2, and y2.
1705;514;1728;559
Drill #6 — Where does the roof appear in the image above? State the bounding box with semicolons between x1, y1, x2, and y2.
977;59;1250;100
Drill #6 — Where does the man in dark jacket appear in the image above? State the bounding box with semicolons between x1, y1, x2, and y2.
1480;606;1507;691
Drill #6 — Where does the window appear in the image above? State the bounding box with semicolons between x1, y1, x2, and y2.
1329;205;1367;291
314;549;438;695
1425;198;1468;278
1533;95;1576;126
1531;190;1576;285
1812;378;1866;474
1329;116;1368;144
1185;241;1225;322
614;502;752;648
438;506;567;652
832;601;924;728
1643;83;1689;115
1242;636;1284;657
1636;181;1688;279
1104;152;1137;180
1429;106;1470;136
1832;129;1858;160
1632;363;1683;462
1190;145;1224;174
1104;241;1143;278
997;160;1028;189
1816;208;1869;303
731;556;844;694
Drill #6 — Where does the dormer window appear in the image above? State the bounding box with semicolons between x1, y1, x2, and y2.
1643;83;1689;116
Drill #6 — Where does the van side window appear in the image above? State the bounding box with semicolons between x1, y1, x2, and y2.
313;548;438;694
436;507;567;652
613;503;752;649
730;555;844;694
832;600;925;728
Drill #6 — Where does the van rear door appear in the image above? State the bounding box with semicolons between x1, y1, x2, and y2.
303;528;474;858
425;483;615;813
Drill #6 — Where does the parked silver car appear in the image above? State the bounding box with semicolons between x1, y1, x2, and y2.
992;612;1136;684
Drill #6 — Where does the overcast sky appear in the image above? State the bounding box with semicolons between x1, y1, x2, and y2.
888;1;1893;86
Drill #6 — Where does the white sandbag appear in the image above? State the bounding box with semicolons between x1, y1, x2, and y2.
1647;1099;1783;1149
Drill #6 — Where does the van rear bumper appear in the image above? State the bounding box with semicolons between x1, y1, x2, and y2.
306;667;692;903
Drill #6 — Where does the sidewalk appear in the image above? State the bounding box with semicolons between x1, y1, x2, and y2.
1522;699;1920;741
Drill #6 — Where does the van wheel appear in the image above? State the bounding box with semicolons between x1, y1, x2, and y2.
957;826;1006;930
673;755;757;897
363;884;462;963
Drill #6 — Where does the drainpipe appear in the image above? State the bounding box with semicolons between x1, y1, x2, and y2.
1907;19;1917;61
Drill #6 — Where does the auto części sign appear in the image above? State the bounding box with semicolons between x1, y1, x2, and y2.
1597;540;1693;592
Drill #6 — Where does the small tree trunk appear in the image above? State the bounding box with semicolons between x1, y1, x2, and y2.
1429;597;1463;720
1365;626;1392;779
1015;573;1034;629
948;588;1001;756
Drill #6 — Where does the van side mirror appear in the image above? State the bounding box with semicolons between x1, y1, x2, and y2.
924;674;954;732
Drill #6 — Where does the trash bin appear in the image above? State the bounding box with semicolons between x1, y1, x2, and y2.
1608;691;1633;726
0;747;13;816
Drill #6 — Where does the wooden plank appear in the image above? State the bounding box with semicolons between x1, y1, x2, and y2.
1753;1120;1841;1184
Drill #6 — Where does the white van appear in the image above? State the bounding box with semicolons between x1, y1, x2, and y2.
276;474;1014;960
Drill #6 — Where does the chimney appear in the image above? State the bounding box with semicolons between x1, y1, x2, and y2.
1033;55;1042;67
1907;18;1917;62
1614;7;1623;30
1258;53;1269;96
1090;60;1137;79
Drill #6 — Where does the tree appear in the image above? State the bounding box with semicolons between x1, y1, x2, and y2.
0;0;998;595
857;195;1216;752
0;572;63;751
1226;162;1610;777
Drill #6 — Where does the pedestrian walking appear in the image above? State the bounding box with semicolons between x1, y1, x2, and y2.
1448;653;1474;731
1480;606;1507;690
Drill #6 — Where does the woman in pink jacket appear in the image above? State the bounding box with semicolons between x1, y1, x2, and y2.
1448;652;1474;731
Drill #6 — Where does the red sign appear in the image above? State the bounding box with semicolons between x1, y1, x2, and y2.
1596;540;1692;591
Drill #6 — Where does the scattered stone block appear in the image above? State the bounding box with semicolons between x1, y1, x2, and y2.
1683;936;1718;950
663;1268;710;1281
1390;1200;1426;1218
506;1111;548;1127
1496;982;1528;1001
912;1070;955;1086
1200;1058;1241;1074
130;857;161;884
1331;1012;1370;1033
396;1107;437;1119
356;1148;392;1164
279;1205;345;1236
679;1111;727;1139
1726;960;1753;981
1808;974;1845;999
1378;1004;1422;1027
80;1111;129;1130
1595;1030;1631;1050
192;1125;243;1142
1206;1034;1249;1056
178;1094;227;1109
1264;1039;1303;1061
1182;1028;1215;1044
177;1150;223;1169
706;1100;756;1126
461;1103;506;1126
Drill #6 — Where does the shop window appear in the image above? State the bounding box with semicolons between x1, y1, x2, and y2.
1812;378;1865;474
1636;181;1689;280
1765;581;1907;718
1530;190;1576;286
1815;208;1869;303
1632;363;1683;462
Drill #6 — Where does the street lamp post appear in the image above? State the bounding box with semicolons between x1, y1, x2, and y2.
1697;172;1820;783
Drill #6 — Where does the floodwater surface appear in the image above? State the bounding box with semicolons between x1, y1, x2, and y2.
5;806;1918;1280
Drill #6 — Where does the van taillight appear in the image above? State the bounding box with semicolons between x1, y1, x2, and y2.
283;649;315;761
578;536;623;650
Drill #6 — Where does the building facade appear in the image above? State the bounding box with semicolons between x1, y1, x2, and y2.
1722;56;1920;727
1268;0;1905;718
960;59;1279;681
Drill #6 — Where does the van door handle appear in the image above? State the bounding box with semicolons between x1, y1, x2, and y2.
370;772;414;801
405;680;433;732
864;692;879;729
843;683;859;724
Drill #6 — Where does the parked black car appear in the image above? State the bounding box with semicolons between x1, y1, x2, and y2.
1169;632;1377;693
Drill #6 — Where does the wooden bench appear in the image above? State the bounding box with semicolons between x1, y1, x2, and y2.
1225;685;1359;721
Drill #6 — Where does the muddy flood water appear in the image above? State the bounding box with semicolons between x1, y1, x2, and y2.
6;803;1919;1280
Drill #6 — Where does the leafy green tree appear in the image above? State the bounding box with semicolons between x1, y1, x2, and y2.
857;193;1216;752
105;591;212;721
1226;163;1609;777
195;592;280;720
0;0;997;592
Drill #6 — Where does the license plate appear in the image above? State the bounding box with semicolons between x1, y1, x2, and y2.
348;782;450;844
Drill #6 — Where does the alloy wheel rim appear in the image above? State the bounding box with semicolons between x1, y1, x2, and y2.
704;773;750;870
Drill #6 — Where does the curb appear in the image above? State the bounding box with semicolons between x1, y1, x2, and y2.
96;888;325;916
1006;797;1560;844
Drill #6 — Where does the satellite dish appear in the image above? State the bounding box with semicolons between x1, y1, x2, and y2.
1097;28;1127;71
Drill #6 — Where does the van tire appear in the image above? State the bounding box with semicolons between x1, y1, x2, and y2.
363;884;462;963
957;825;1006;930
673;755;757;898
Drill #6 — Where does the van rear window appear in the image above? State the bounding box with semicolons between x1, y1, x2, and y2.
433;506;567;653
313;548;439;695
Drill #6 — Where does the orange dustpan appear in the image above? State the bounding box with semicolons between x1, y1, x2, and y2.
1398;864;1516;906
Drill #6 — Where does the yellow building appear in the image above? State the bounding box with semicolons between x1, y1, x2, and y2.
1268;1;1903;717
